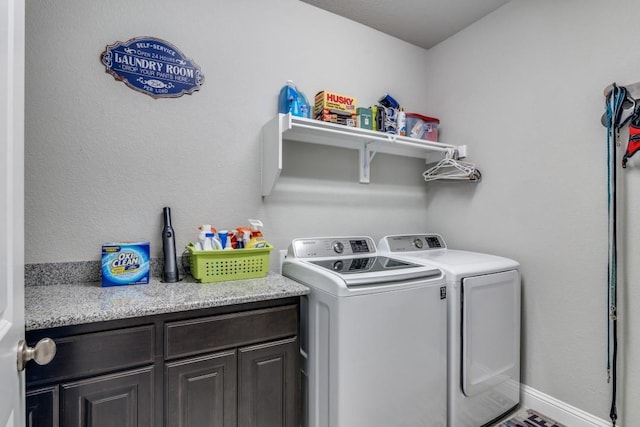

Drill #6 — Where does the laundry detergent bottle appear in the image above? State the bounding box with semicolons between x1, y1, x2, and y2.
278;80;310;118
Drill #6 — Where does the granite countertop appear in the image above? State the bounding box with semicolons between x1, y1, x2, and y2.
25;273;309;331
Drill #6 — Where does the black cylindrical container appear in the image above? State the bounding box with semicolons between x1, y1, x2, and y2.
162;207;179;282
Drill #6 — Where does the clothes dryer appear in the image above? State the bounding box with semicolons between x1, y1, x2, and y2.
283;236;447;427
378;234;521;427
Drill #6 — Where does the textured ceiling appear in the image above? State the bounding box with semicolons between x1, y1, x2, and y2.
300;0;511;49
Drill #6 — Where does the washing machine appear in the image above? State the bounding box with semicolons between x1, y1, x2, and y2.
378;234;521;427
282;236;447;427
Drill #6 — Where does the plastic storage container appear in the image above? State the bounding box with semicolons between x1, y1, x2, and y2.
406;113;439;141
187;243;273;283
278;80;310;118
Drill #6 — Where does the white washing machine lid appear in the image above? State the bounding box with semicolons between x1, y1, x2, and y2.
306;255;440;285
282;236;445;296
282;258;444;296
378;234;519;279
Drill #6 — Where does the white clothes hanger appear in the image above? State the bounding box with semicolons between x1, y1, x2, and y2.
422;149;481;182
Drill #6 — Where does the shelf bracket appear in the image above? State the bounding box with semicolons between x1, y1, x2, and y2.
359;142;377;184
261;114;288;197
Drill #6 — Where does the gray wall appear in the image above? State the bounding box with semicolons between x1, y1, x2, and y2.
25;0;639;423
422;0;640;422
25;0;434;266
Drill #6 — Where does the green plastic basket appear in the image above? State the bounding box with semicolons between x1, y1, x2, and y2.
187;243;273;283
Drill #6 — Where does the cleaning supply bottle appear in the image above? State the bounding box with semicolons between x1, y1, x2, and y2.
246;219;267;249
247;236;267;249
203;233;215;251
229;230;239;249
197;224;212;250
397;109;406;136
236;227;252;248
223;237;233;250
278;80;310;118
248;219;263;235
211;232;223;250
298;89;311;119
278;80;298;115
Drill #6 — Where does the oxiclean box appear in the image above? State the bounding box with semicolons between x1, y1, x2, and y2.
101;242;150;287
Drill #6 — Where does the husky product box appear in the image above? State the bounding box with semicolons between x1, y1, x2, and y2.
406;113;440;141
101;242;150;287
318;110;356;127
314;91;357;125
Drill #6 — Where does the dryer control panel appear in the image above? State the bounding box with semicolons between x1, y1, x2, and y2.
289;236;376;258
380;234;447;253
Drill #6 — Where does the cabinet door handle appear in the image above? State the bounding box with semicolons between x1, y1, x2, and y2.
17;338;56;372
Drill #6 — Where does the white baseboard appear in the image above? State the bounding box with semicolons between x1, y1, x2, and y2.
521;384;613;427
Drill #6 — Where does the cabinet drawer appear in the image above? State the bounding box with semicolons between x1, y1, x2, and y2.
165;305;297;360
26;325;155;385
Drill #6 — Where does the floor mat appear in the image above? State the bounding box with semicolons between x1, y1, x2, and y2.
494;409;566;427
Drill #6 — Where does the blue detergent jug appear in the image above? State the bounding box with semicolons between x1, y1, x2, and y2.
278;80;310;118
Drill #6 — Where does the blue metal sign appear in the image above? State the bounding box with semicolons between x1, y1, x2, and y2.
101;36;204;98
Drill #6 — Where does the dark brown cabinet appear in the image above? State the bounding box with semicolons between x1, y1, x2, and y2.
26;386;59;427
238;338;297;427
62;366;154;427
25;298;299;427
165;350;237;427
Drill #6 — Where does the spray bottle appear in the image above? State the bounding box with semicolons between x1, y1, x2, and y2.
162;207;179;282
235;227;252;249
246;219;267;249
196;225;212;250
397;109;406;136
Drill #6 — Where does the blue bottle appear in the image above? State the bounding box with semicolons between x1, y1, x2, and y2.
298;90;310;119
278;80;310;118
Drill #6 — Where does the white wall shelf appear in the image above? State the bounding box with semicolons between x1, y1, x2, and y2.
262;113;463;196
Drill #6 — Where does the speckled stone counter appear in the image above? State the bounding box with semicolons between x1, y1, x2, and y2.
25;273;309;331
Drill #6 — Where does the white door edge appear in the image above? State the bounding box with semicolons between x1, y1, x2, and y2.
0;0;25;425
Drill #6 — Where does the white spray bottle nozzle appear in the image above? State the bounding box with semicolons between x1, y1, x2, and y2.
248;219;263;230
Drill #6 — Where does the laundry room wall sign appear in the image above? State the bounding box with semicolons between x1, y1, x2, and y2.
101;36;204;98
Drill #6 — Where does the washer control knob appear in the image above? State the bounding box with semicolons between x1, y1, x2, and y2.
413;238;424;249
332;260;344;271
332;241;344;254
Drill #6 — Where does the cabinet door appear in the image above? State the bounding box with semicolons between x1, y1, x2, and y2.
26;386;59;427
61;366;153;427
165;350;237;427
238;337;297;427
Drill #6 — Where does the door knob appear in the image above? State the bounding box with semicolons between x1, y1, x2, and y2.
17;338;56;372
